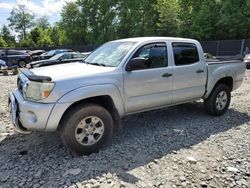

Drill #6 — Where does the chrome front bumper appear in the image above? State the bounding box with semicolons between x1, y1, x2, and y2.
8;89;55;133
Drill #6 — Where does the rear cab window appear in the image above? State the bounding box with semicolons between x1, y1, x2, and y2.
172;43;199;66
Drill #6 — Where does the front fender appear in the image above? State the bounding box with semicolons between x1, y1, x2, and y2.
45;84;124;131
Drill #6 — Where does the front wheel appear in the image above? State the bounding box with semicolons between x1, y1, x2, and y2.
60;103;113;155
18;60;27;68
204;84;231;116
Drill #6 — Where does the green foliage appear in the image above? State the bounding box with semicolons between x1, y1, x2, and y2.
8;4;35;39
116;0;158;38
0;37;7;47
37;28;53;47
60;2;87;45
155;0;179;36
4;1;250;47
19;37;35;47
0;25;16;47
216;0;249;39
50;25;66;46
36;16;50;30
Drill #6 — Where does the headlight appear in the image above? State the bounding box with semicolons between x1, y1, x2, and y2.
25;81;55;101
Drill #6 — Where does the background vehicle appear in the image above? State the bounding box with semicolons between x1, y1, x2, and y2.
244;54;250;69
29;50;45;61
29;52;87;68
0;49;32;67
40;49;73;60
0;59;6;69
9;37;246;155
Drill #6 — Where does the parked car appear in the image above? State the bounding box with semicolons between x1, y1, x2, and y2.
0;49;32;67
29;50;45;61
244;53;250;69
40;49;73;60
9;37;246;155
29;52;87;68
0;59;6;69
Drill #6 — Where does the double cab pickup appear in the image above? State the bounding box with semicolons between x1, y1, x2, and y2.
9;37;246;154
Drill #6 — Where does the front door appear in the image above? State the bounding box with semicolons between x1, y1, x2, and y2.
124;42;173;113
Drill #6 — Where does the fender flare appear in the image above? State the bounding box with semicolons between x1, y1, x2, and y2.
45;84;124;131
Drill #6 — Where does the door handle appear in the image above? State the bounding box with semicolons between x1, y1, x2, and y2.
162;73;172;78
196;69;204;73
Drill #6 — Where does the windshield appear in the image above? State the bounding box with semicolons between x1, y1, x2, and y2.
84;41;136;67
47;50;56;56
49;53;63;60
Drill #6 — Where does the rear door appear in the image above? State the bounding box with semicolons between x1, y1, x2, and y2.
171;42;207;103
124;42;173;113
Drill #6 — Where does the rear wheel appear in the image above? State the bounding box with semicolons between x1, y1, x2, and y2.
204;84;231;116
18;60;26;68
60;103;113;155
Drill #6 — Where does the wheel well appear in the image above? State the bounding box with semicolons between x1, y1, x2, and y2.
216;77;233;91
58;95;120;130
18;59;26;63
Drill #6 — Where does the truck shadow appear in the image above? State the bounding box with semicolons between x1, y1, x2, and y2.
0;101;249;187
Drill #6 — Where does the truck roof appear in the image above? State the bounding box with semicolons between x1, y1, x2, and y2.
114;37;198;43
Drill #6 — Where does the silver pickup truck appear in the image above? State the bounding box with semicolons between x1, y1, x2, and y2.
9;37;246;154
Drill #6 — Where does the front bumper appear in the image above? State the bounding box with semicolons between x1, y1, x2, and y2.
8;89;55;133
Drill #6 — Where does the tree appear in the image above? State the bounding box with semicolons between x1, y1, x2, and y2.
155;0;180;36
216;0;249;39
0;37;7;47
19;37;35;47
36;16;50;30
1;25;16;47
30;27;41;45
117;0;158;38
61;2;87;45
37;28;53;47
50;24;66;46
8;4;35;39
189;0;221;40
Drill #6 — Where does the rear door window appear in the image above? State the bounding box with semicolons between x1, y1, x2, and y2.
172;43;199;66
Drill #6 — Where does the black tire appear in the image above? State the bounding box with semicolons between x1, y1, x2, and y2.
246;63;250;69
204;84;231;116
60;103;113;155
18;60;27;68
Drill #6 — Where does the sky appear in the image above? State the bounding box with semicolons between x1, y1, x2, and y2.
0;0;76;28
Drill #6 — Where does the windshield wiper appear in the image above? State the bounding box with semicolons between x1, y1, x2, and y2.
88;62;107;67
81;60;90;64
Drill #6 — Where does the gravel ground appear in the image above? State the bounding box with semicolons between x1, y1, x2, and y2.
0;71;249;188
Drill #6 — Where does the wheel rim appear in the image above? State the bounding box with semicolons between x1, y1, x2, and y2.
215;91;227;110
75;116;104;146
19;61;26;68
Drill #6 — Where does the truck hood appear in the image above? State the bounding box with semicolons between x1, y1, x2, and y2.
30;62;116;80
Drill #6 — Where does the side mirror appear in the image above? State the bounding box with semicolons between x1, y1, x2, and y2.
126;57;148;71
